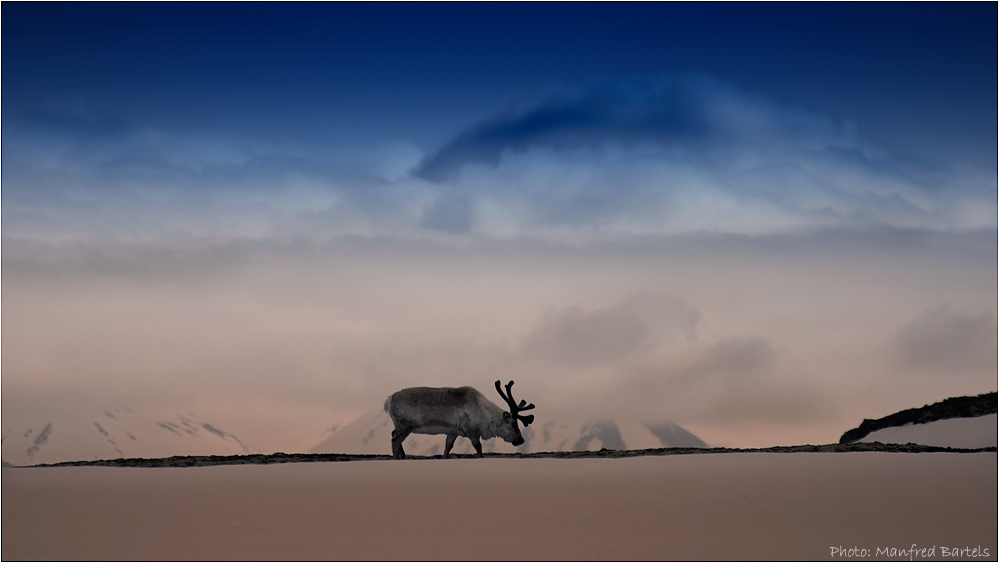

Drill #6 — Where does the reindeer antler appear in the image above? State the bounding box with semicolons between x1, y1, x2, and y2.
495;380;535;427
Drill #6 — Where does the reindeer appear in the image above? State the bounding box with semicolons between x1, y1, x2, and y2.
384;380;535;459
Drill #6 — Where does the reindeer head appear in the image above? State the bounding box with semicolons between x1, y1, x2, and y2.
495;380;535;446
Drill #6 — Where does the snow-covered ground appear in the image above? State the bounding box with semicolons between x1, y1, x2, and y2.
859;413;996;449
3;453;995;560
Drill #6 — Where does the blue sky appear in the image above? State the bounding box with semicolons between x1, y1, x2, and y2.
4;3;995;242
4;3;995;159
3;3;996;457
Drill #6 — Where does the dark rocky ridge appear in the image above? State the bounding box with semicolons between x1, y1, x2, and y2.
15;442;995;468
838;392;997;444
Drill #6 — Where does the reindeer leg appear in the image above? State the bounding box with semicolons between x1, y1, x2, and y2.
468;434;484;458
443;434;457;459
391;428;411;460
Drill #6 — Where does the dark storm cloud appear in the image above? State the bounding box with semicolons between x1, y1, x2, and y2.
893;305;998;376
415;73;874;183
407;75;995;237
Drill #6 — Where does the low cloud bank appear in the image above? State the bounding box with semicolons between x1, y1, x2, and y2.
415;74;994;238
521;293;700;366
4;74;994;246
416;74;873;181
893;305;998;376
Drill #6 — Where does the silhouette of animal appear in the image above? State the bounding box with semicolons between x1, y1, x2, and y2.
384;380;535;459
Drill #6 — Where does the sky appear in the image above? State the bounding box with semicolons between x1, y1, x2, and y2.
2;3;996;454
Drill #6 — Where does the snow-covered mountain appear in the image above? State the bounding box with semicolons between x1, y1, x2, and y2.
858;413;996;449
2;407;256;466
840;392;997;449
309;408;707;457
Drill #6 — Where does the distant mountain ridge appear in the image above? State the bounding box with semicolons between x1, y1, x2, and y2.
309;408;707;456
839;392;997;444
33;441;997;469
2;407;255;466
